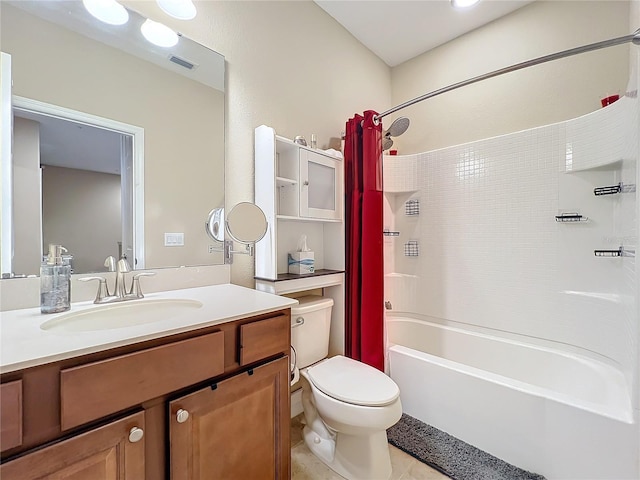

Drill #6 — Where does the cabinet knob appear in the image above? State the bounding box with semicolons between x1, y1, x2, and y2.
303;180;309;186
176;409;190;423
128;427;144;443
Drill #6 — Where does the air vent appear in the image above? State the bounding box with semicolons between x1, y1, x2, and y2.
168;55;198;70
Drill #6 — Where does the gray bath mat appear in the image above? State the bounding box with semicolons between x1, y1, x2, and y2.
387;414;546;480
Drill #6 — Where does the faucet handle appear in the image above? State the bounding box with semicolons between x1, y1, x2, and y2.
129;272;156;298
104;256;116;272
79;276;111;303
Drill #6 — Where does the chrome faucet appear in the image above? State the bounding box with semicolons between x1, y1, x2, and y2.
79;258;156;304
114;258;131;298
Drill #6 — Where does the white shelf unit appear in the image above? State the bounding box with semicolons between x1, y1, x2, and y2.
254;125;345;357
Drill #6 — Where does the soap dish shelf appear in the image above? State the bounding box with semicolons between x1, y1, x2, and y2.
594;247;635;257
593;182;636;196
555;213;588;223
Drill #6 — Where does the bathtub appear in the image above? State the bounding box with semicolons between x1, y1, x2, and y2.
386;315;639;480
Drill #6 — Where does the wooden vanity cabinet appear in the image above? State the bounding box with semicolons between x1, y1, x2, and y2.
59;330;226;431
0;308;291;480
0;380;23;451
0;411;145;479
170;356;290;480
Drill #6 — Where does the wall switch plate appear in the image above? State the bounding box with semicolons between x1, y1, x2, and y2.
164;233;184;246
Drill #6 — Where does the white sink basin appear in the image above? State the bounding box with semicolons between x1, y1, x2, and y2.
40;299;204;333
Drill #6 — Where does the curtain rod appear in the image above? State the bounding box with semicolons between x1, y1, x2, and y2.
374;28;640;123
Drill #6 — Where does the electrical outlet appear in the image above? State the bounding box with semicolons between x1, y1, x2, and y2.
164;233;184;246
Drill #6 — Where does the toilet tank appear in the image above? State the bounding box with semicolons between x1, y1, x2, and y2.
291;296;334;369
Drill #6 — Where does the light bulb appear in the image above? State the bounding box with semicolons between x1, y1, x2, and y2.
141;19;179;48
451;0;481;8
82;0;129;26
156;0;197;20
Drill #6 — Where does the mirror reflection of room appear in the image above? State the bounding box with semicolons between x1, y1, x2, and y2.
12;113;129;276
1;1;225;277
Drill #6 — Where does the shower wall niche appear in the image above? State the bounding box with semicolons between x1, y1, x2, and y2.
383;94;638;396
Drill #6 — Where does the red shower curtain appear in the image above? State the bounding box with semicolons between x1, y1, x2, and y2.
344;110;384;371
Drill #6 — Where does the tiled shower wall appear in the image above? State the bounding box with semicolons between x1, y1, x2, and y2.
384;92;638;392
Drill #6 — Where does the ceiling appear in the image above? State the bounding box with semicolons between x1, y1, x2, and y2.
11;0;225;91
13;0;534;173
315;0;535;67
8;0;225;177
15;110;124;175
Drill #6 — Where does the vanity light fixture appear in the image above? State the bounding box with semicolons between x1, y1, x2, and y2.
82;0;129;25
156;0;197;20
450;0;481;8
141;19;179;48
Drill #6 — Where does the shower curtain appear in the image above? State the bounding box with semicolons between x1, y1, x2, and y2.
344;110;384;371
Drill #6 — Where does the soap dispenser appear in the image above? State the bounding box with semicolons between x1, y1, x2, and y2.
40;244;71;314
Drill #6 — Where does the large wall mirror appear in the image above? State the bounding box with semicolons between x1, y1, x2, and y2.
0;0;225;277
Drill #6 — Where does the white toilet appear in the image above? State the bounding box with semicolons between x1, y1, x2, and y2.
291;296;402;480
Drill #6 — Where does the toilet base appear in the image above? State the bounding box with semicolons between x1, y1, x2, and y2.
303;425;393;480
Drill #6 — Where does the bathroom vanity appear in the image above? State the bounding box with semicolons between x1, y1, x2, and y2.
0;284;296;479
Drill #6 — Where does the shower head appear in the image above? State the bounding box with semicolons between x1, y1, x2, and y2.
382;116;410;151
386;117;410;138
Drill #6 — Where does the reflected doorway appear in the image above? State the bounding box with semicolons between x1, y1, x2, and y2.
9;97;144;275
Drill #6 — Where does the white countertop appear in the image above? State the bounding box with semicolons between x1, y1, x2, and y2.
0;284;298;374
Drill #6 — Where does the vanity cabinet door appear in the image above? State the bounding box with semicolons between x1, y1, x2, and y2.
0;411;145;480
0;380;22;452
169;356;290;480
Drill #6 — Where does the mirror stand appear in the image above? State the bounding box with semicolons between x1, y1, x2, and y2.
206;203;268;265
222;241;254;265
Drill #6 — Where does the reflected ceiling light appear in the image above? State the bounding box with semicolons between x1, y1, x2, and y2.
156;0;197;20
451;0;481;8
82;0;129;25
141;19;179;47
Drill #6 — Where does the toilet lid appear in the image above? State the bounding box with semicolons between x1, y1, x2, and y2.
306;356;399;406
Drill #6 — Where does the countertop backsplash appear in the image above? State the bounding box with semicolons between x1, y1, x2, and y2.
0;265;231;312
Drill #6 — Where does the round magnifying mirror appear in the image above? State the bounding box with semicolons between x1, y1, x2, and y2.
226;202;268;244
205;207;225;242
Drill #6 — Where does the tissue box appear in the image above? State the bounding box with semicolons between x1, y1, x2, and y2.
288;252;314;274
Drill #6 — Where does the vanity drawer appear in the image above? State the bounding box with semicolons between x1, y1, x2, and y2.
0;380;23;451
239;315;290;366
60;331;224;430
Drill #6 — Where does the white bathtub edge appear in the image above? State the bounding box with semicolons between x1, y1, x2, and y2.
388;344;634;425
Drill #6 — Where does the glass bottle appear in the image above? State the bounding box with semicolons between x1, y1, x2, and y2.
40;244;71;314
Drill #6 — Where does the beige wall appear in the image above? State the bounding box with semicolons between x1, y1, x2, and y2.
122;0;392;287
42;166;121;274
5;1;634;289
12;117;41;275
122;0;637;288
2;4;225;270
632;0;640;74
390;1;633;154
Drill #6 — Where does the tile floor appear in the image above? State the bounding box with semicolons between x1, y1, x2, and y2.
290;415;450;480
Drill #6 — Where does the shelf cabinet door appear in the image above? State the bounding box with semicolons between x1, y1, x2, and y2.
0;411;145;480
169;356;290;480
299;149;343;220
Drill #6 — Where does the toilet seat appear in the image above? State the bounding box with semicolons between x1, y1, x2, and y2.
306;355;399;406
